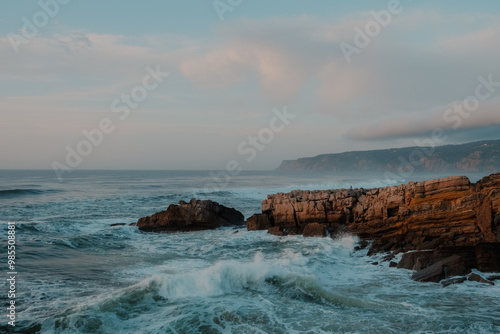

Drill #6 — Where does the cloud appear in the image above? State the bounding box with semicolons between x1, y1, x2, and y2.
179;11;500;122
346;98;500;140
2;9;500;169
180;16;343;104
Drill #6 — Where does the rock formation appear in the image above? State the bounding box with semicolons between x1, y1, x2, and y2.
247;173;500;281
138;198;244;232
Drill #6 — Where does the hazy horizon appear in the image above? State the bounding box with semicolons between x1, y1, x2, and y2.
2;0;500;171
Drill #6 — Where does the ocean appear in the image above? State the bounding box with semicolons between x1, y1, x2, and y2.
1;170;499;334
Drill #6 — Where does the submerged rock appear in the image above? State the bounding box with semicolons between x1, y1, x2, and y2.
441;277;467;287
468;273;495;285
137;198;244;232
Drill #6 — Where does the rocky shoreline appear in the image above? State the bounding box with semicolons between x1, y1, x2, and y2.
136;173;500;284
247;173;500;283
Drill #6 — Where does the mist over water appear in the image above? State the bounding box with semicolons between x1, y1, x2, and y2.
1;170;499;333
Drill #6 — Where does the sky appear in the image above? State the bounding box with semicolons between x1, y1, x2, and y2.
1;0;500;170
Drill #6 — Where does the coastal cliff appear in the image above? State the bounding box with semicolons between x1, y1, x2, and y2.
277;139;500;173
247;173;500;280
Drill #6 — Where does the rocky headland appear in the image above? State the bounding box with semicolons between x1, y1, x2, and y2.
136;174;500;284
278;139;500;173
247;173;500;282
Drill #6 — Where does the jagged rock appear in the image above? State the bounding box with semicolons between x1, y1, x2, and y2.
303;222;326;237
268;226;287;236
244;173;500;283
441;277;467;287
246;214;272;231
398;250;435;270
468;273;495;285
411;255;466;283
248;174;500;276
250;175;500;251
398;247;476;271
137;199;244;232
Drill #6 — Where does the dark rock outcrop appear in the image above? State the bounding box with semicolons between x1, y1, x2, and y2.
247;173;500;279
468;273;495;285
411;255;466;283
246;213;272;231
137;198;244;232
441;277;467;287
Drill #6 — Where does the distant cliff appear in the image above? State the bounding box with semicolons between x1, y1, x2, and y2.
277;139;500;173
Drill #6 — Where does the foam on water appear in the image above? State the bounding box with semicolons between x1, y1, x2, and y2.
2;170;500;334
32;238;384;333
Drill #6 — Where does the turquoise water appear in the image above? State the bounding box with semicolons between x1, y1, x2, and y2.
1;170;499;333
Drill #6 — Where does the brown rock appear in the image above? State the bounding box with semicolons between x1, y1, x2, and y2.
248;173;500;281
468;273;495;285
398;247;476;272
268;226;287;236
411;255;466;283
248;173;500;258
246;214;272;231
302;222;326;237
137;198;244;232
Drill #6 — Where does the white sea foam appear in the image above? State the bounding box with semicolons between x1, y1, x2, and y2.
4;171;499;334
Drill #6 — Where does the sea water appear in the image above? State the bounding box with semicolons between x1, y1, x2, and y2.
0;170;499;334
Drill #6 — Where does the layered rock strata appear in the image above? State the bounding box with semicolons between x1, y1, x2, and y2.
247;174;500;279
